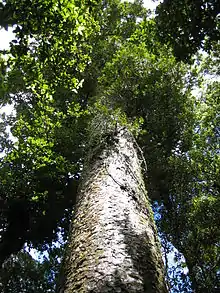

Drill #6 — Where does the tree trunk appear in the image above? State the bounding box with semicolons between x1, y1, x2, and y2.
57;127;168;293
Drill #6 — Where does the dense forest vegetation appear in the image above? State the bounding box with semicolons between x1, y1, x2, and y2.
0;0;219;292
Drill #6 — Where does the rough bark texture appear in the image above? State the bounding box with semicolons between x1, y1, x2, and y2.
58;127;168;293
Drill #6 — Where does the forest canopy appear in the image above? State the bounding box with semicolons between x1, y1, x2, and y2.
0;0;219;292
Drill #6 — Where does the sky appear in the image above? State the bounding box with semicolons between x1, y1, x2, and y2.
0;27;15;50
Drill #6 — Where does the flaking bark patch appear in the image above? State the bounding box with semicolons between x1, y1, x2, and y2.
58;127;168;293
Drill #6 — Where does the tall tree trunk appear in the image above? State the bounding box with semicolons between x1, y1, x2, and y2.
58;127;168;293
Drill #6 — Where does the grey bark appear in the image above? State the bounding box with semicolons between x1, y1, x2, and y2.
58;127;168;293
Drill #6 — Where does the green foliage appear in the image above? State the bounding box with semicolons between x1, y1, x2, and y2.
0;251;51;293
0;0;150;265
0;246;65;293
154;3;220;290
0;0;219;292
155;0;220;61
0;0;99;266
185;78;220;292
157;50;220;292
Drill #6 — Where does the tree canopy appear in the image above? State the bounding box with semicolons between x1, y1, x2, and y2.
0;0;219;292
155;0;220;61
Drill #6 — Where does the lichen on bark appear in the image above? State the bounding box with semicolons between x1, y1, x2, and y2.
57;127;168;293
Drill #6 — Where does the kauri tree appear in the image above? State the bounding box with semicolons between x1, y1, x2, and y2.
0;0;219;292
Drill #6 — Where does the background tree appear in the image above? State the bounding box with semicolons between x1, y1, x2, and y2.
0;246;64;293
155;2;220;291
158;51;220;292
155;0;220;61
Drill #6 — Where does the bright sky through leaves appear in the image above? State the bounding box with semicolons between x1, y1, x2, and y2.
0;27;14;50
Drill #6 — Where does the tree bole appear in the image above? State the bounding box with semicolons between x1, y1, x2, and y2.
58;127;168;293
